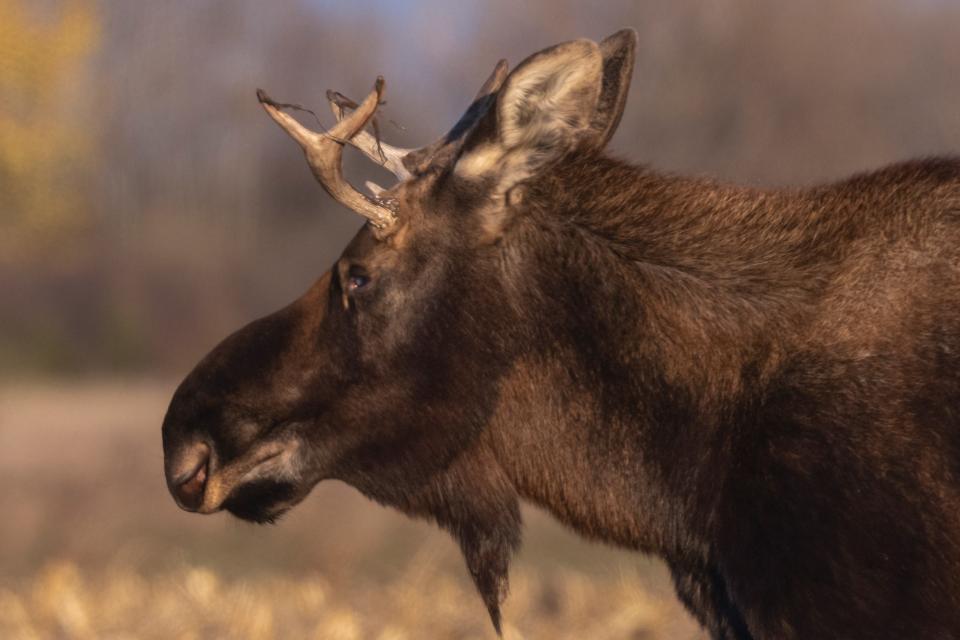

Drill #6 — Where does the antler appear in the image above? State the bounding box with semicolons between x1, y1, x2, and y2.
257;78;398;232
327;59;510;180
327;90;413;181
257;62;510;229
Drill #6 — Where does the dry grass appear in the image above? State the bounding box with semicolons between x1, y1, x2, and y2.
0;561;701;639
0;381;704;639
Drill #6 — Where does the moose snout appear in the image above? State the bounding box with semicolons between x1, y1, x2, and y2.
167;441;210;512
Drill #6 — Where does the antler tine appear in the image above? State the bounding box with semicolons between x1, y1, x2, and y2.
257;78;397;233
327;91;413;181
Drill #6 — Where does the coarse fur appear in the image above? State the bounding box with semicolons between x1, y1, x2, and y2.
163;29;960;639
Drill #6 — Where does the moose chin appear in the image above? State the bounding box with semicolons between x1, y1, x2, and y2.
162;28;960;640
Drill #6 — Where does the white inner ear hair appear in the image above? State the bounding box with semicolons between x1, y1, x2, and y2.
456;40;602;183
455;142;507;179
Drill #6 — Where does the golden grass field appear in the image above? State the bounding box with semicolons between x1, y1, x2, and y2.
0;382;705;639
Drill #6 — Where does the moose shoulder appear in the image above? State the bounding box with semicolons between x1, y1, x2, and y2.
161;29;960;639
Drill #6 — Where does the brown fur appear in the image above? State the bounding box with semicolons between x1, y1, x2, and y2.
163;30;960;639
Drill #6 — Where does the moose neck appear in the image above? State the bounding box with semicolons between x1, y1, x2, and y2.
483;152;837;558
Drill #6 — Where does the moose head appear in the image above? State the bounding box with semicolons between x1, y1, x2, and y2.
163;30;637;630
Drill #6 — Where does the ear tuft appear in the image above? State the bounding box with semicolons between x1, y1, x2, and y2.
452;38;605;241
455;39;602;190
498;39;603;155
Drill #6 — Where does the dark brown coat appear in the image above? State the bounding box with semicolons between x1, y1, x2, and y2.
162;30;960;639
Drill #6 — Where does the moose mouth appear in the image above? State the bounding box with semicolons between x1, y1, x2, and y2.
169;440;301;516
222;478;300;524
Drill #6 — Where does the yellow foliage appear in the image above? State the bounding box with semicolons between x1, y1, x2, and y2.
0;0;99;261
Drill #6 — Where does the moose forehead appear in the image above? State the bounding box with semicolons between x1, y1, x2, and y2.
341;173;485;263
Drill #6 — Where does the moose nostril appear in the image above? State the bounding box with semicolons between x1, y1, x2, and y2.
171;443;210;511
175;459;208;510
176;461;207;510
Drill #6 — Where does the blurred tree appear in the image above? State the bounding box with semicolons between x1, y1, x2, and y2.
0;0;99;263
1;0;959;377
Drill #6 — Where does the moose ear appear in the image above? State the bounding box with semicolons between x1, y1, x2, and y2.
588;28;638;149
455;38;603;195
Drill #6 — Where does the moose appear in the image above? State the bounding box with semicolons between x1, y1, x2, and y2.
162;29;960;639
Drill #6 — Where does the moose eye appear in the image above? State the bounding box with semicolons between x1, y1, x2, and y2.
347;273;370;292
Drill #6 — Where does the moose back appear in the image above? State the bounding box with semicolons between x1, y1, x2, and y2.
162;29;960;639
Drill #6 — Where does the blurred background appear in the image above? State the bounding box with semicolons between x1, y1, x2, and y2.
1;0;959;637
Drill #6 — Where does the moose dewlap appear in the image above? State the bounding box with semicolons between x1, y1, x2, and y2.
162;29;960;640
